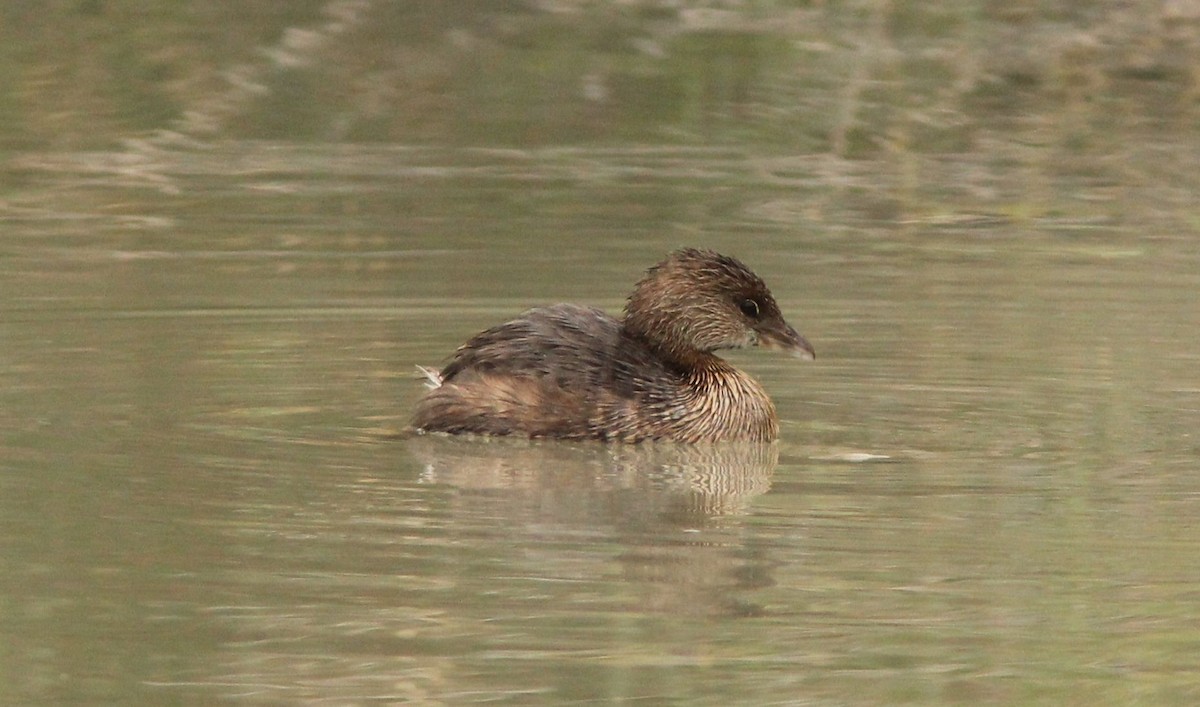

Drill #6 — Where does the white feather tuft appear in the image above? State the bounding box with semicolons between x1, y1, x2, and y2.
415;365;443;389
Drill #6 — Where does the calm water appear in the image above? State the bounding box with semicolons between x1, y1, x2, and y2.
4;3;1200;705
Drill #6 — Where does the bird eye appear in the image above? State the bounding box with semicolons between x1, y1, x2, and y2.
739;298;760;319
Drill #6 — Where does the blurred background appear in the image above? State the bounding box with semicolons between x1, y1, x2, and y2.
3;1;1200;704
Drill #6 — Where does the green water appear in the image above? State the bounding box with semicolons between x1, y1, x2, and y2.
3;2;1200;705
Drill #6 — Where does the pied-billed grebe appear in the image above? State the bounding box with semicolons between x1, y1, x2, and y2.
411;248;814;443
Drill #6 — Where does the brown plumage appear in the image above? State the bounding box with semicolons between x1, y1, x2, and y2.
411;248;814;443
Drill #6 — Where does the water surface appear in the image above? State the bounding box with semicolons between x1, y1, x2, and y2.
4;3;1200;705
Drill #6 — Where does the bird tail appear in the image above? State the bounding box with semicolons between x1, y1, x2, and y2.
415;365;443;389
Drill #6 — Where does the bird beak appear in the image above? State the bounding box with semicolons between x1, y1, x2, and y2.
758;321;816;360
